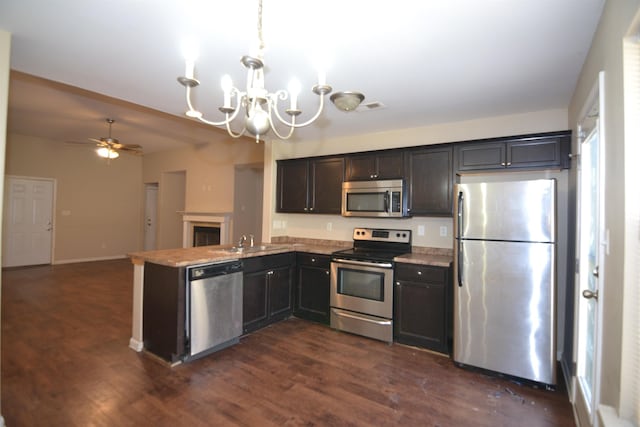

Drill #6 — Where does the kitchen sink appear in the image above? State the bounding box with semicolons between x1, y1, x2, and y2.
223;245;288;254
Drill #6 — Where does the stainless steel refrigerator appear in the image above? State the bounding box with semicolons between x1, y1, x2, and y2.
453;179;557;385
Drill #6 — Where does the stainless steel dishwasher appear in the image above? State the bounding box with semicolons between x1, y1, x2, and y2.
185;260;243;361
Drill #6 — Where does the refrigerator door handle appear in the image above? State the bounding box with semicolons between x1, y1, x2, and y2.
457;190;464;287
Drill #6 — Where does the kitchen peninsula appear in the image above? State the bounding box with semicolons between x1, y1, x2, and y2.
128;240;452;363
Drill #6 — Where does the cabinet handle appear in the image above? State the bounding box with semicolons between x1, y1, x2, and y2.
370;174;375;179
267;270;274;276
311;258;316;262
506;162;511;166
309;207;314;211
326;271;330;275
304;207;308;211
396;281;400;286
501;162;506;166
417;271;422;275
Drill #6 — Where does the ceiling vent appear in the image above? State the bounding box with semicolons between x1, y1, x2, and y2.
356;101;386;112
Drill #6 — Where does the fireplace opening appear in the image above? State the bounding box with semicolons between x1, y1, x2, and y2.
193;225;221;247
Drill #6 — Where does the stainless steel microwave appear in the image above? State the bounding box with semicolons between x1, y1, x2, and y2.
341;179;409;218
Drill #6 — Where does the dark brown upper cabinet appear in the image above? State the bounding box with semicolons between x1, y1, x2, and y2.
344;151;404;181
276;156;344;214
405;145;454;217
454;131;571;172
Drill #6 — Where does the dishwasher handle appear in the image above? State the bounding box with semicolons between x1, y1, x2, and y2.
188;260;242;281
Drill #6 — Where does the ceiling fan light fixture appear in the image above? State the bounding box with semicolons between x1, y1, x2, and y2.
96;147;119;159
330;91;365;112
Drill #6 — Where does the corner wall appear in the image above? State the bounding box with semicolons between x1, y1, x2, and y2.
0;28;11;427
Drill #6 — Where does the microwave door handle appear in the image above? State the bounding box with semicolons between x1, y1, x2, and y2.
384;191;390;214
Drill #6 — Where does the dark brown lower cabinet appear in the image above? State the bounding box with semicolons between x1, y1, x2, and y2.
393;262;452;354
294;253;331;324
242;253;295;334
142;262;186;363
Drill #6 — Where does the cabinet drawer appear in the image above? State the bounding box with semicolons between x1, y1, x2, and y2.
297;253;331;269
395;263;446;284
243;252;294;273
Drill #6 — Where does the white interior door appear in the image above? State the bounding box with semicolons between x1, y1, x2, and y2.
2;176;55;267
144;183;158;251
574;72;605;427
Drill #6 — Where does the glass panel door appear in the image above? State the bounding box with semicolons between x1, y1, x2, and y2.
574;72;604;427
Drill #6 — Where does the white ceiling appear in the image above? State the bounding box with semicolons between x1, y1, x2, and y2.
0;0;605;154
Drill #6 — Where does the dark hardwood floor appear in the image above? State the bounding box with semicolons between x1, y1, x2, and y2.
2;259;575;426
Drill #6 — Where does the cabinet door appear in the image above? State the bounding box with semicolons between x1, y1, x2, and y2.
376;151;404;180
345;153;377;181
507;138;562;169
394;280;447;353
276;159;309;213
295;256;331;324
454;142;506;171
268;265;293;319
406;145;453;216
242;270;268;333
309;157;344;214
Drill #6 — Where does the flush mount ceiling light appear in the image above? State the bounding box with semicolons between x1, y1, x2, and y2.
177;0;359;143
330;91;365;112
96;146;119;159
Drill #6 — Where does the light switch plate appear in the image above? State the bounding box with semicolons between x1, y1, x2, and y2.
417;225;425;236
439;226;447;237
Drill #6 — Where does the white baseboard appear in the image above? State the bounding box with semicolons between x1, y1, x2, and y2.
53;255;128;265
0;415;5;427
129;337;143;352
598;405;635;427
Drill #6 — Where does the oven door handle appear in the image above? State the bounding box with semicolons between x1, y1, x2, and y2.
332;258;393;269
331;309;392;326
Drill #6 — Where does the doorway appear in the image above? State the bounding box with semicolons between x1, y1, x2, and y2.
573;71;606;427
2;176;55;267
233;164;263;245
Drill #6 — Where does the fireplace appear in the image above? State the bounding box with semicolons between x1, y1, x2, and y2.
181;212;232;248
193;225;221;247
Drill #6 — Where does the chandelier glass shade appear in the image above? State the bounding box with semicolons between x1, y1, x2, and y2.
177;0;336;142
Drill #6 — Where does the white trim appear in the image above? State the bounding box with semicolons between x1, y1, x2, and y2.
52;254;127;265
129;337;143;352
599;405;635;427
180;212;232;247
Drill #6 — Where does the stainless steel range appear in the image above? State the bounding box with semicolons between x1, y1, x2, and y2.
330;228;411;342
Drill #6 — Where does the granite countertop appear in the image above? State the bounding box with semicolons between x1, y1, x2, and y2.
127;242;348;268
128;237;452;268
394;253;453;268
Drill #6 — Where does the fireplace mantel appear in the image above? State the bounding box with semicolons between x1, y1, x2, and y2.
180;212;232;248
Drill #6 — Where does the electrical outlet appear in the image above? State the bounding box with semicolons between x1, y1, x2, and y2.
439;226;447;237
326;222;333;231
417;225;425;236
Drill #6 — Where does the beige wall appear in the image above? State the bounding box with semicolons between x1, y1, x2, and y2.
265;108;569;248
567;0;640;412
1;28;11;426
4;133;143;263
142;140;263;214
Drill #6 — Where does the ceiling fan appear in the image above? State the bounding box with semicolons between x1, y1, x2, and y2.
87;118;143;159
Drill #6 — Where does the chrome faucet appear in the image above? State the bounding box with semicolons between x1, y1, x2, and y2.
249;234;255;247
238;234;247;248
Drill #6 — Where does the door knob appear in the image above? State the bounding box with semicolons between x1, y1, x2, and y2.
582;289;599;300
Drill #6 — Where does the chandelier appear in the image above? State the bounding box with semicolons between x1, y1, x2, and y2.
177;0;363;143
